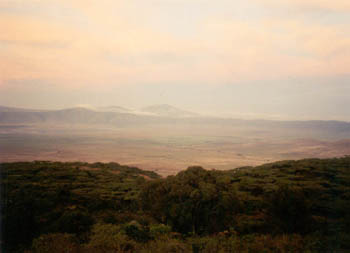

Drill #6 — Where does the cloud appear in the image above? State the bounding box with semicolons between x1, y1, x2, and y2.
254;0;350;12
0;0;349;88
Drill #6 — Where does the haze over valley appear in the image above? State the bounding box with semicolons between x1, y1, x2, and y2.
1;104;349;175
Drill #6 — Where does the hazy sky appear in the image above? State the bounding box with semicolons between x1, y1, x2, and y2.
1;0;350;120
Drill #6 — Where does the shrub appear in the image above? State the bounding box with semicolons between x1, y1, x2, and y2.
85;223;137;252
53;210;93;234
149;224;172;238
123;220;150;242
266;185;313;234
31;233;80;253
140;236;190;253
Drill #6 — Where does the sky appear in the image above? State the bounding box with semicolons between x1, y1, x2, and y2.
1;0;350;120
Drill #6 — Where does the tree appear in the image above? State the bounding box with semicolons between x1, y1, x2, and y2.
266;185;313;233
140;167;241;234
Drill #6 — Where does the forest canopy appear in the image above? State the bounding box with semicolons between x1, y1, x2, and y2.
1;157;350;252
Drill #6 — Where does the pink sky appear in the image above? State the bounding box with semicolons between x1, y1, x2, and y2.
1;0;350;120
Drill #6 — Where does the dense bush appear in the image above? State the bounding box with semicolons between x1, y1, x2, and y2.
140;166;242;235
1;157;350;252
53;210;94;235
266;185;313;234
85;223;136;252
31;233;80;253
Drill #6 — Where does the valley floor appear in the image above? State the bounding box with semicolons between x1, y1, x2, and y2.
1;124;349;176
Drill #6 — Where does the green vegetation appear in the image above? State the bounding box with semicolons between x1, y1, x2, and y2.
1;157;350;252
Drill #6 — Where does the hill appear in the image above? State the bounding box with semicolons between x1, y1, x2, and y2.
1;157;350;252
0;105;47;113
0;106;144;125
97;106;132;114
1;105;350;140
0;105;199;125
1;105;350;131
141;104;198;117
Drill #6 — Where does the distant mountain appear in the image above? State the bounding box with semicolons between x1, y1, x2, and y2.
0;106;140;125
1;105;350;139
0;105;46;112
141;104;198;117
97;106;131;114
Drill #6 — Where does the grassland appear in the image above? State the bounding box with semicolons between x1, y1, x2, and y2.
1;123;350;176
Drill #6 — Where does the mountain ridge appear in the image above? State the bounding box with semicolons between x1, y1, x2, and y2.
141;104;198;117
1;105;350;128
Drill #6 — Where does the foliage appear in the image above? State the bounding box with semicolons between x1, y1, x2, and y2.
1;157;350;252
266;185;313;234
149;223;172;238
31;233;80;253
84;223;136;252
140;166;242;234
140;236;190;253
